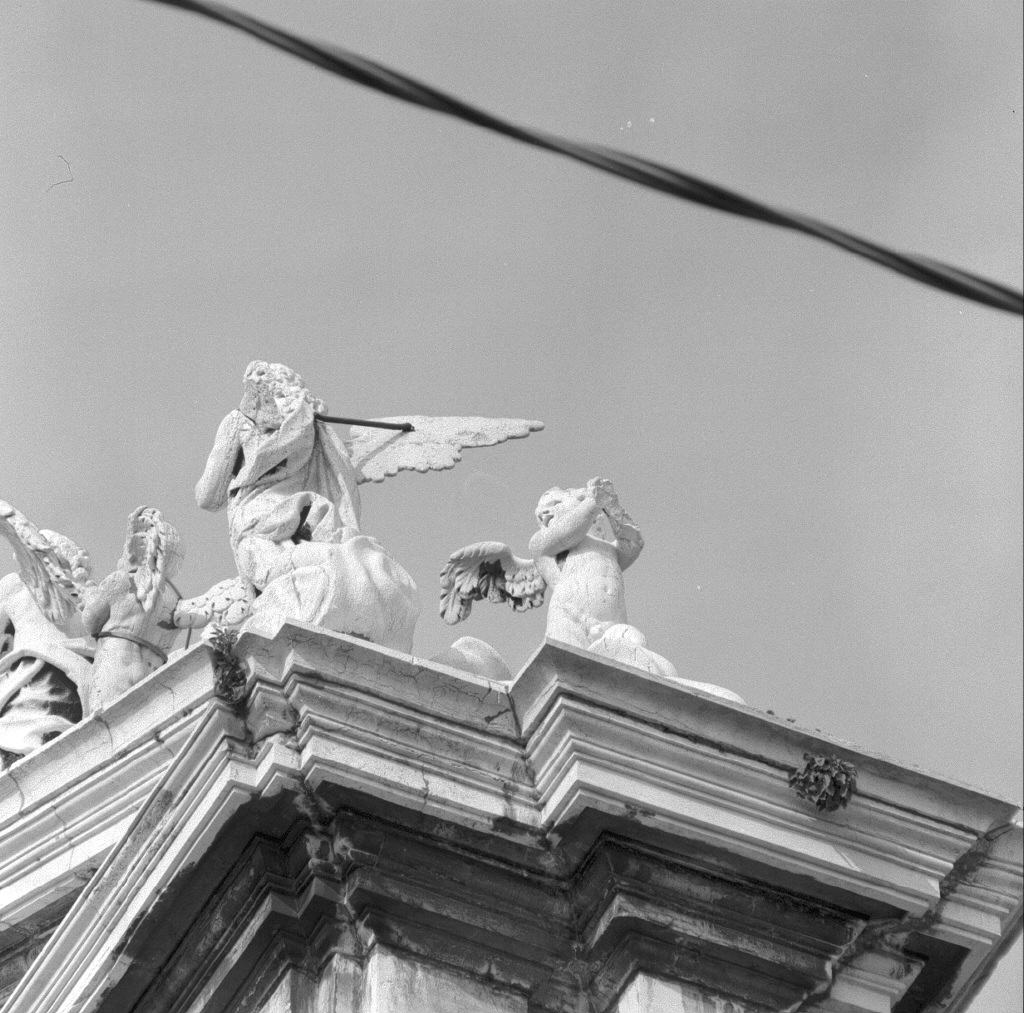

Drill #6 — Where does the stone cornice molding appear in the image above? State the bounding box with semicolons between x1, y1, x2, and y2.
0;623;1020;1011
4;708;302;1012
0;645;217;936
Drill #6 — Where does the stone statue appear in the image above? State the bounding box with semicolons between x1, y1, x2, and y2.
81;507;183;713
440;478;743;701
0;500;94;766
193;361;543;652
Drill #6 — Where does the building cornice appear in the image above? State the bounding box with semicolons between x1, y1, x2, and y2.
0;623;1020;1011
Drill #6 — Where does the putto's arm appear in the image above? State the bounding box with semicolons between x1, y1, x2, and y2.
586;477;644;571
81;579;115;638
196;411;249;512
528;492;599;558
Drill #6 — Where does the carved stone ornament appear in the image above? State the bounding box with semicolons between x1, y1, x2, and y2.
440;477;743;701
788;752;858;812
207;625;247;710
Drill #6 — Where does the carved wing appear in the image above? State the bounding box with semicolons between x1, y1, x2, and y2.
347;417;544;485
123;507;183;613
0;499;89;631
439;541;546;625
173;577;256;630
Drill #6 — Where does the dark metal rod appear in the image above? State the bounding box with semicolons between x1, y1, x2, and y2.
315;414;414;432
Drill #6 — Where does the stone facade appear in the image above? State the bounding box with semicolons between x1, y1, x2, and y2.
1;623;1020;1012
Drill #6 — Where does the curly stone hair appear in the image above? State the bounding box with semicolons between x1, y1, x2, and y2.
243;361;326;416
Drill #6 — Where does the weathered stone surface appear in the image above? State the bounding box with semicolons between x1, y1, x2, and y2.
613;975;746;1013
430;635;514;683
0;625;1019;1012
0;642;217;1007
360;949;526;1013
0;895;77;1007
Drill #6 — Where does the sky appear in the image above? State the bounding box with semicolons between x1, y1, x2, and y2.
2;0;1021;1004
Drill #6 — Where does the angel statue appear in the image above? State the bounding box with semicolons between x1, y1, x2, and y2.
81;507;184;713
0;500;94;767
191;361;543;652
440;478;744;702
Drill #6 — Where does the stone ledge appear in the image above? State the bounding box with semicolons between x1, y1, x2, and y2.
0;624;1020;1012
0;644;217;939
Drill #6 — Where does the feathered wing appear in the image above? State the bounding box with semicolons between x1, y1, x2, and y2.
347;416;544;485
0;499;89;631
124;507;183;613
439;541;546;625
173;577;256;630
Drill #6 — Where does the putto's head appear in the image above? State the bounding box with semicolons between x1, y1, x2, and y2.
534;486;586;528
240;361;325;428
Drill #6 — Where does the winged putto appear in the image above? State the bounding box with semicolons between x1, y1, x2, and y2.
440;478;743;700
193;361;543;649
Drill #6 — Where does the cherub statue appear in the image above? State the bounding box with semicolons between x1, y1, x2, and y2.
0;500;94;766
192;361;542;651
81;508;183;713
440;478;744;701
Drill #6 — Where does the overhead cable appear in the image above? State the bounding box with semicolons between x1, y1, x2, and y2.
146;0;1024;317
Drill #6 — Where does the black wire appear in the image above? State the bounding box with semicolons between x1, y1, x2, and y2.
315;414;414;432
145;0;1023;317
